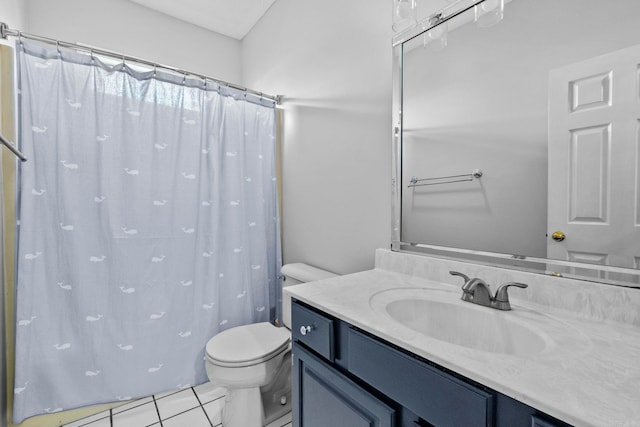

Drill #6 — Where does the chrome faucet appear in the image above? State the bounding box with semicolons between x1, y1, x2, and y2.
449;271;528;311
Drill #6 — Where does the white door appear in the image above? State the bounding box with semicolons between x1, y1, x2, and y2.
548;44;640;273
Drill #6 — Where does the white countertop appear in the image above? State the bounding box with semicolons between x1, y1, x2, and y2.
285;267;640;427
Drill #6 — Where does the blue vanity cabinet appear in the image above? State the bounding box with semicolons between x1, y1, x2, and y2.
293;344;396;427
292;301;396;427
291;300;573;427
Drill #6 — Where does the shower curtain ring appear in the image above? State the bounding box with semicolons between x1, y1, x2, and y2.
56;40;61;55
89;48;95;62
153;64;157;78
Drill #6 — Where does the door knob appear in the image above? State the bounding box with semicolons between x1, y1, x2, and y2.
551;231;566;241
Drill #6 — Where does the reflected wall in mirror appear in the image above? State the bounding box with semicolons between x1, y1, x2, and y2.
395;0;640;287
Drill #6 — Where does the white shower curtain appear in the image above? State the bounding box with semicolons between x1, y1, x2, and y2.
13;41;281;422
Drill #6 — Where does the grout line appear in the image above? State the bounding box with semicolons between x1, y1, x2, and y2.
200;406;214;427
191;387;214;427
191;387;203;406
153;389;210;425
151;395;163;427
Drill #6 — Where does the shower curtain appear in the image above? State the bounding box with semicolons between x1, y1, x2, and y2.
12;41;281;423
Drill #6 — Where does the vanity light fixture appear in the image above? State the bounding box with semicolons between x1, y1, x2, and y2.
474;0;505;27
392;0;418;33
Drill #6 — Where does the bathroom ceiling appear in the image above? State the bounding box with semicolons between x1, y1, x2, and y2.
128;0;277;40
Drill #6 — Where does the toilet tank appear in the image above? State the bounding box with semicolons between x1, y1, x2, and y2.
281;263;337;329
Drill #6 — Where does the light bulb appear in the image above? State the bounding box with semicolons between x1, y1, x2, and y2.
480;0;500;13
475;0;504;28
392;0;418;33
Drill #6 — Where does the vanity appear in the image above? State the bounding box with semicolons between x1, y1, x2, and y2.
286;249;640;427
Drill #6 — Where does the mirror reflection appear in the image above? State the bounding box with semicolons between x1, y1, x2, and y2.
400;0;640;285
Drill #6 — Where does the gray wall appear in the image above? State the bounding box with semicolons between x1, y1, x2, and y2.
401;4;549;258
242;0;392;274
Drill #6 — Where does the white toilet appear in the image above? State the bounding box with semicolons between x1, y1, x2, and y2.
204;263;337;427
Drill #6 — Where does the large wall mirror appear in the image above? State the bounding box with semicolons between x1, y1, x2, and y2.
392;0;640;287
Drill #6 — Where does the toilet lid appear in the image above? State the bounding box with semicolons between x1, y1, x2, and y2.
206;322;290;366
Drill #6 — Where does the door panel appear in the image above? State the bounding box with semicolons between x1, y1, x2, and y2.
568;125;610;223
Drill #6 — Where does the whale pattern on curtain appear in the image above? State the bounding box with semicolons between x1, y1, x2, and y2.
13;41;281;422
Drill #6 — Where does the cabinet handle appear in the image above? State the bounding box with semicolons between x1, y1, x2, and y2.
300;325;313;336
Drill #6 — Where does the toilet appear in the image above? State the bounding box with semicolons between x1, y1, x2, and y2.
204;263;337;427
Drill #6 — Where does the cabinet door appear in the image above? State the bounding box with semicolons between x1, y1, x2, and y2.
531;415;568;427
293;343;395;427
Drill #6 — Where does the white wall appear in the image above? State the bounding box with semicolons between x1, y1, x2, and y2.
22;0;241;83
242;0;393;274
0;0;25;32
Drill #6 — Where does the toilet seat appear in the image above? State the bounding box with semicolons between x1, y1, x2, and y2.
206;322;290;367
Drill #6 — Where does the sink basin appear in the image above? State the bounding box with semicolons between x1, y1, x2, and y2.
371;288;551;356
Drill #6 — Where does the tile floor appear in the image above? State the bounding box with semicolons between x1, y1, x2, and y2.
62;382;292;427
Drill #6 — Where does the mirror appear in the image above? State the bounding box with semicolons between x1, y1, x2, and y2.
393;0;640;287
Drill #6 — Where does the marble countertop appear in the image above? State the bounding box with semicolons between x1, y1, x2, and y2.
285;268;640;427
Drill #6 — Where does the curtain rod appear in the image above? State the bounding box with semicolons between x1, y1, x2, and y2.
0;22;281;104
0;133;27;161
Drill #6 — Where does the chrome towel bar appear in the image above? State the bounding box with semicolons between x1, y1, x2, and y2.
408;169;482;187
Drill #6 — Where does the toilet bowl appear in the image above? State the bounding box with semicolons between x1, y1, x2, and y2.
204;263;337;427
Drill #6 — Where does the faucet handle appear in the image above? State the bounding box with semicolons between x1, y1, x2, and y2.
450;272;476;303
449;270;471;285
493;282;528;310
